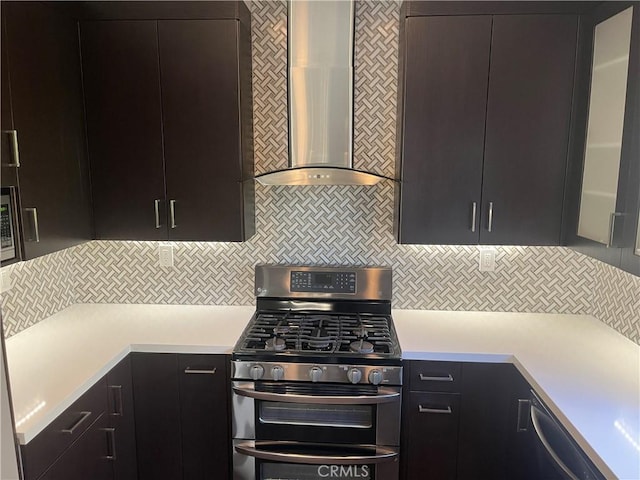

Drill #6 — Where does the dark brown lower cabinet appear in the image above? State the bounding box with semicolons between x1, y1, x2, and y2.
20;378;109;480
456;363;514;479
131;353;230;480
106;356;138;480
38;413;113;480
178;354;231;480
401;361;540;480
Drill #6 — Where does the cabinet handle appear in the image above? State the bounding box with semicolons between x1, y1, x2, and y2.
154;199;162;229
103;427;117;460
169;199;177;229
184;367;217;375
61;411;92;434
517;399;531;432
24;208;40;242
487;202;494;232
607;212;623;248
2;130;20;167
471;201;477;232
418;405;452;414
419;374;454;382
110;385;123;416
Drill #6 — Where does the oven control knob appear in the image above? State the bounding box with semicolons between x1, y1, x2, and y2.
309;366;323;383
368;369;383;385
347;368;362;384
271;365;285;381
250;364;264;380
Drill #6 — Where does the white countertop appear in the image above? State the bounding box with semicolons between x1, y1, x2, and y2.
5;304;639;479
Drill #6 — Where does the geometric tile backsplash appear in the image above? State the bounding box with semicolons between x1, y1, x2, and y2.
1;0;639;345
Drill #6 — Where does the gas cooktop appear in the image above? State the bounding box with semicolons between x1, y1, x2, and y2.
234;310;400;358
232;265;401;366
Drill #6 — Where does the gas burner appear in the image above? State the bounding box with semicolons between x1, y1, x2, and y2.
305;320;332;350
306;339;332;350
350;339;374;354
265;337;286;351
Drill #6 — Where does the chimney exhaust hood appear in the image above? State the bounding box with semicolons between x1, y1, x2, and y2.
254;1;391;186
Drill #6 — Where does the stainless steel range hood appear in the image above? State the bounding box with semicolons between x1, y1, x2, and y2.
254;1;390;186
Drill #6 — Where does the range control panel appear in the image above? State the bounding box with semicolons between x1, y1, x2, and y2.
290;270;356;293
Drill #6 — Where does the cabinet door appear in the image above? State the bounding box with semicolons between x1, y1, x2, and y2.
131;353;182;480
397;16;491;244
159;20;247;241
80;20;167;240
565;3;640;275
618;5;640;276
38;412;113;480
403;391;460;480
3;2;92;259
178;355;230;480
457;363;513;479
481;15;577;245
106;356;137;480
1;19;19;191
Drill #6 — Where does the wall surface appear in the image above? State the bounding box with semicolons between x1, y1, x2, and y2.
1;1;638;345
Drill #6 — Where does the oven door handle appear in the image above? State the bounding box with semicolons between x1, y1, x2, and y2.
232;384;400;405
235;441;399;465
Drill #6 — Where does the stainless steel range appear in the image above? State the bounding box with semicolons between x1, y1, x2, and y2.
232;265;402;480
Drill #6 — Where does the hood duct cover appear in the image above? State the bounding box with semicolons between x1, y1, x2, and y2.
255;1;391;186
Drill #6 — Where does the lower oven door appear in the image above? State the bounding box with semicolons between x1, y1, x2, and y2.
233;440;399;480
232;381;401;446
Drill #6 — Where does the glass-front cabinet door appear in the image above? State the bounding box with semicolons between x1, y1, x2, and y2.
568;2;640;276
577;6;633;245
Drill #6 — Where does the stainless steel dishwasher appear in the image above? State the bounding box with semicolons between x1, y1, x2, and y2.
529;391;605;480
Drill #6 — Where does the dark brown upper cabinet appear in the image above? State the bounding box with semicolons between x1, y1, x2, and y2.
80;2;254;242
1;2;92;264
565;2;640;277
395;4;578;245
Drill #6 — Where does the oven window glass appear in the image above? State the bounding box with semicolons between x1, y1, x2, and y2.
259;402;372;428
262;463;372;480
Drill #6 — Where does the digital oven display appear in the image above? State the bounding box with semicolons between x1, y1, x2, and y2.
290;271;356;294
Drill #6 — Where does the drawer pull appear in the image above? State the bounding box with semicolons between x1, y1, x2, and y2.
2;130;20;167
103;427;117;460
61;411;92;434
607;212;623;248
419;405;452;414
154;199;162;229
471;201;477;232
110;385;123;416
24;208;40;242
184;367;217;375
517;399;531;432
487;201;494;232
169;199;177;229
419;374;454;382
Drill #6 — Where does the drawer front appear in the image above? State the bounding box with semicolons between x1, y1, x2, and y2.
37;412;112;480
21;377;108;480
407;361;461;392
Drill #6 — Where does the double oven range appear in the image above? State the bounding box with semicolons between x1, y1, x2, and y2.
232;265;402;480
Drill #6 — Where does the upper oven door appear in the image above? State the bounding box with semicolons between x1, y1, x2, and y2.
232;381;401;446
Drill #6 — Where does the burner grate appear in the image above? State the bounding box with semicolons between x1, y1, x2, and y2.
239;311;396;356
